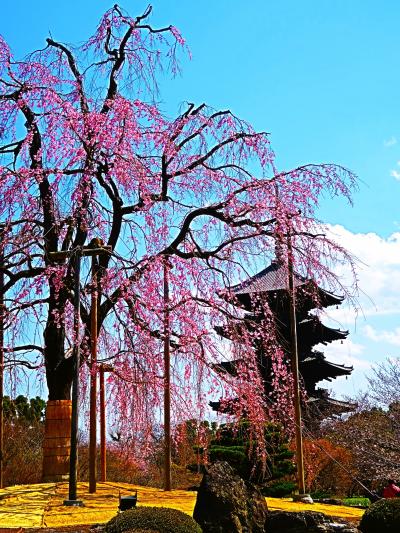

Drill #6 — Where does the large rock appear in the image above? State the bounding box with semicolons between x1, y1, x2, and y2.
193;461;267;532
266;510;359;533
359;497;400;532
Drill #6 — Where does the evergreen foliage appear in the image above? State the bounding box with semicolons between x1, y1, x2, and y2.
262;480;297;497
3;395;46;423
207;421;295;485
2;396;45;485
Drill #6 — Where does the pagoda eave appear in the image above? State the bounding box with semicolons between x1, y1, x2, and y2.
300;357;353;383
226;261;345;313
212;360;241;377
306;395;357;416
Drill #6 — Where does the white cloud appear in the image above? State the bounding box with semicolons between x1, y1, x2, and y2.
364;324;400;347
326;225;400;320
327;225;400;267
390;169;400;180
307;224;400;395
316;339;371;370
389;159;400;179
316;339;372;399
384;136;397;147
309;225;400;396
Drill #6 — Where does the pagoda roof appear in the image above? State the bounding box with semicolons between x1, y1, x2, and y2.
300;352;353;383
297;316;348;346
228;260;344;310
215;314;348;349
212;359;240;377
306;389;357;416
214;322;249;341
209;399;237;414
213;351;352;384
210;393;356;416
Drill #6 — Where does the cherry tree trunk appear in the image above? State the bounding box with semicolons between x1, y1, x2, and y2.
42;400;72;481
42;303;75;481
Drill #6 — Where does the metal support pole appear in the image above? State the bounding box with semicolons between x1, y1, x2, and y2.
163;257;172;491
0;226;5;488
89;254;98;493
65;248;83;505
99;365;106;482
287;236;306;496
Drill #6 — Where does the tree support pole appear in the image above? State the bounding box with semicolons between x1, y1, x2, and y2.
99;363;113;482
49;244;111;505
99;365;106;482
0;225;5;488
66;248;83;505
89;254;98;493
163;257;172;491
287;235;307;497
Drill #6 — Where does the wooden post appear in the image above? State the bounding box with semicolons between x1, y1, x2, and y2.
0;225;5;488
67;248;82;504
49;244;111;505
163;257;172;491
287;235;306;496
89;253;98;493
99;365;106;482
99;363;113;482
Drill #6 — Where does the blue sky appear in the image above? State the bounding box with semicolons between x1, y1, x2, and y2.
2;1;400;400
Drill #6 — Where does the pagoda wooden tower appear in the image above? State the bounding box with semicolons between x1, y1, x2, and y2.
211;259;355;424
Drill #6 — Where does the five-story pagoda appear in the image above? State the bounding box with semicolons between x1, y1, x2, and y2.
211;258;355;425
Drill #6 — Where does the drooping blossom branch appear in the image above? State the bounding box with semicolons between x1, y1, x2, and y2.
0;4;358;462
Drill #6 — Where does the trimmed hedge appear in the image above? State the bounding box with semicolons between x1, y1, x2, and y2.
343;497;370;508
105;506;202;533
359;498;400;533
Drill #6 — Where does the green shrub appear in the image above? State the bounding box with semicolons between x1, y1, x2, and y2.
309;490;333;500
262;480;296;497
343;497;370;508
124;530;159;533
209;445;246;454
359;498;400;532
208;421;295;484
209;447;248;478
105;506;202;533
